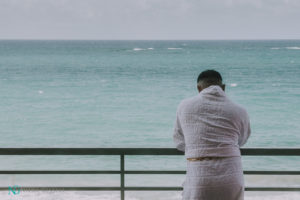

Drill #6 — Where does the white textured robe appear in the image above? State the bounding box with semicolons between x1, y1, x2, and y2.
173;85;251;200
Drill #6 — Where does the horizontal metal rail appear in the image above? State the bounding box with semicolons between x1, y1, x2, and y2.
1;186;300;191
0;148;299;199
0;170;299;175
0;147;299;155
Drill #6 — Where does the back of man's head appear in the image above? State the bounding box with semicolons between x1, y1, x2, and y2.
197;69;224;92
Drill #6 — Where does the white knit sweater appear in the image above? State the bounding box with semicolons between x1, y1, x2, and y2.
173;85;251;158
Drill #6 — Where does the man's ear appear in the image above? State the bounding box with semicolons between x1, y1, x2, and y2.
221;84;225;91
197;85;202;93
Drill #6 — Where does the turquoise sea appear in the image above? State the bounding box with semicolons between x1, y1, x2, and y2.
0;40;299;199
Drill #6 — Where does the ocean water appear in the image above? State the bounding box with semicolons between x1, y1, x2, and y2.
0;40;299;199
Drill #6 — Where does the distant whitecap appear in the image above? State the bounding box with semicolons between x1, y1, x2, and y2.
38;90;44;94
147;48;154;50
133;48;145;51
230;83;237;87
272;83;279;86
285;47;300;50
270;47;280;50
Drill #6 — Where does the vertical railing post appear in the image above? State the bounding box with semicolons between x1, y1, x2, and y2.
120;154;125;200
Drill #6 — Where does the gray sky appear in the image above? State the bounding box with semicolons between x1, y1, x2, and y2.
0;0;299;40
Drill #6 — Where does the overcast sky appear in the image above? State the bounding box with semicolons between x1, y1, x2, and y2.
0;0;299;40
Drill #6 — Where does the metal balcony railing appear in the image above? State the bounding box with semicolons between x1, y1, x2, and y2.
0;148;299;200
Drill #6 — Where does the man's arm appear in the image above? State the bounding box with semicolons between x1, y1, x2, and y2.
173;110;185;152
238;110;251;147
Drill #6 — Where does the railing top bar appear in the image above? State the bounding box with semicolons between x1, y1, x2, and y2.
0;148;180;155
0;170;299;175
0;148;299;155
240;148;300;155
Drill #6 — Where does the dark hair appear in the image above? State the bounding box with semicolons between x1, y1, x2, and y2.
197;69;223;86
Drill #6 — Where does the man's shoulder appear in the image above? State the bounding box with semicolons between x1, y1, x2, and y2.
228;99;249;118
177;95;199;112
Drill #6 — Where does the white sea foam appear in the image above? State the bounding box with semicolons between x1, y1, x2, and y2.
272;83;280;86
1;191;300;200
245;192;300;200
230;83;238;87
167;48;182;50
132;48;145;51
147;48;154;50
38;90;44;94
285;47;300;50
0;191;140;200
270;47;280;50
